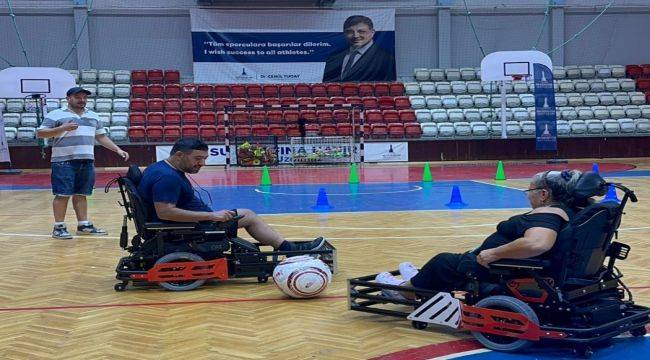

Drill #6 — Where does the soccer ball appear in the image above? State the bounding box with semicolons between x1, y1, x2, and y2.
273;255;332;298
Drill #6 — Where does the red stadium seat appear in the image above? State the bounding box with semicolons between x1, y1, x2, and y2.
320;123;337;136
361;96;378;109
234;125;252;137
389;83;405;96
231;110;250;125
387;123;405;138
333;109;350;122
399;109;417;123
269;124;286;137
394;96;411;110
266;110;284;124
279;84;295;98
311;84;327;97
216;125;227;140
404;122;423;138
286;124;301;137
252;124;269;137
181;125;199;139
382;110;400;123
326;83;342;97
198;98;214;112
164;99;181;112
197;84;214;98
378;96;395;110
198;111;216;126
246;84;263;98
299;109;317;123
129;99;147;112
181;111;199;126
214;98;231;111
317;109;334;123
626;65;643;79
250;110;267;124
360;123;371;138
646;91;650;103
330;96;346;106
164;126;182;142
294;83;311;97
280;97;299;107
297;97;313;106
147;98;164;112
336;123;353;136
371;123;387;138
164;84;181;98
146;112;164;126
230;84;246;98
636;79;650;92
313;97;330;106
130;70;147;85
358;83;374;97
374;83;390;96
128;126;146;142
147;69;164;84
641;64;650;78
199;125;218;141
214;84;230;98
181;99;198;112
284;110;301;124
216;111;226;124
365;109;383;124
163;70;180;84
128;112;146;127
131;85;147;98
146;126;164;142
342;83;359;97
181;84;197;98
231;98;248;108
164;112;182;126
248;98;265;107
262;84;279;98
345;96;362;106
305;124;320;136
264;98;281;107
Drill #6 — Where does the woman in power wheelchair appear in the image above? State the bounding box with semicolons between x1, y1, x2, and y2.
348;170;649;358
108;139;335;292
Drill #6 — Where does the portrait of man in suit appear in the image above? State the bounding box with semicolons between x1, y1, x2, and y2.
322;15;396;82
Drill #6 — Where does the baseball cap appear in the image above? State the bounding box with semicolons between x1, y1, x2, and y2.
66;87;92;96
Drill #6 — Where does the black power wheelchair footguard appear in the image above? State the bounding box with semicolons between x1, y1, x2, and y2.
348;172;649;358
108;165;336;292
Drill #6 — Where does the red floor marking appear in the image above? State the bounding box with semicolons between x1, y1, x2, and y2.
0;162;636;188
0;295;347;313
370;338;483;360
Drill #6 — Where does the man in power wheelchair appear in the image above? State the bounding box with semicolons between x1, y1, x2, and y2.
111;138;335;291
348;170;649;357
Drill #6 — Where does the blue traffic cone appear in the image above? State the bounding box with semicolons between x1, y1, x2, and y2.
592;163;600;174
445;185;468;208
601;185;620;203
312;188;333;211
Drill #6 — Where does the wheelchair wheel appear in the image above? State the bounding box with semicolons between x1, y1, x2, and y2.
155;252;207;291
470;295;539;352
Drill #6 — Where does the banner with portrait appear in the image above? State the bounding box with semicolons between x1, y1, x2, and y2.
190;8;395;83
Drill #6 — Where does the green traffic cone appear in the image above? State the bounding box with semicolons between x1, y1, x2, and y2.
260;166;272;186
422;162;433;182
348;163;360;184
495;161;506;180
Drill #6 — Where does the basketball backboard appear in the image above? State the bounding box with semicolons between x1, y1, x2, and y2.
480;51;552;82
0;67;75;98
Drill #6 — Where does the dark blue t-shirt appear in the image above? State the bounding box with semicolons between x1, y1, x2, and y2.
137;161;212;222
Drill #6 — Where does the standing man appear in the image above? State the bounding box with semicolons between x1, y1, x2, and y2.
322;15;396;82
37;87;130;239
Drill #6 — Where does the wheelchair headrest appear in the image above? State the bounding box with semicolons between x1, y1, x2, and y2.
126;165;143;186
571;171;607;200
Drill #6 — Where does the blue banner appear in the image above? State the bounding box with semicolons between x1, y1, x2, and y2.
533;63;558;151
190;9;396;84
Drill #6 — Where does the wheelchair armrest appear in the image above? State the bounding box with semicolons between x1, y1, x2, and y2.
490;258;550;270
144;222;198;230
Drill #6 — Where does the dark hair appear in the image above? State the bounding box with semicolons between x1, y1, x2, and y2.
531;170;582;207
343;15;374;31
170;138;208;155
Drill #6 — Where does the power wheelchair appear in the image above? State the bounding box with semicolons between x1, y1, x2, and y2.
108;165;336;292
348;172;649;358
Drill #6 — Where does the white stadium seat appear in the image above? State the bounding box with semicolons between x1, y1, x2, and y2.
635;118;650;133
419;82;436;95
470;121;489;136
425;96;442;109
429;69;445;82
460;68;476;80
617;118;635;133
569;120;587;134
457;95;474;108
110;112;129;127
421;122;438;137
602;119;620;134
415;109;432;122
80;69;98;83
20;113;38;127
2;113;20;127
404;82;420;95
109;126;128;141
595;65;612;78
557;120;570;135
445;68;461;81
114;84;131;98
4;126;17;142
610;65;626;78
585;119;604;134
6;99;24;113
437;122;455;137
579;65;596;79
114;70;131;84
414;68;430;81
17;127;36;141
453;122;471;136
95;99;113;112
98;70;115;83
409;96;426;109
588;79;605;93
521;121;535;135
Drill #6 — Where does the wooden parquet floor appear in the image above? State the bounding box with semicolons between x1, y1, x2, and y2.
0;165;649;359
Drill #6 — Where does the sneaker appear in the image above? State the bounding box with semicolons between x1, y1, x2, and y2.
76;223;108;236
52;225;73;240
398;262;419;282
375;272;406;300
290;236;326;252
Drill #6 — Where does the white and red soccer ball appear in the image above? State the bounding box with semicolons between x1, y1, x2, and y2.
273;255;332;298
